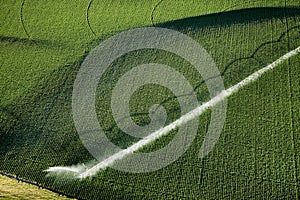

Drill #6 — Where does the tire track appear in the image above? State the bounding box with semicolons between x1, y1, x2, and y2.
198;121;209;187
151;0;166;26
20;0;30;38
283;0;299;198
86;0;96;36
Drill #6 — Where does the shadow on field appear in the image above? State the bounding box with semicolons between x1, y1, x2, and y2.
0;55;93;178
155;7;300;28
0;35;63;48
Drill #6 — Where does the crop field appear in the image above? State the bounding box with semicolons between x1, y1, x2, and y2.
0;0;299;199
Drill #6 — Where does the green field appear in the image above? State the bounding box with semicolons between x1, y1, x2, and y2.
0;0;299;199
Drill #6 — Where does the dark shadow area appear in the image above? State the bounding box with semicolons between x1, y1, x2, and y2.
155;7;300;28
0;35;64;48
0;54;93;179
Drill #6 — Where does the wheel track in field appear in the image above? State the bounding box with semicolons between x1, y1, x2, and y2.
20;0;30;38
86;0;97;36
20;0;97;38
283;0;299;198
151;0;166;26
198;122;209;186
100;24;300;134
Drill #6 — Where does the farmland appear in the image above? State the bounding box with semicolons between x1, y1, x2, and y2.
0;0;300;199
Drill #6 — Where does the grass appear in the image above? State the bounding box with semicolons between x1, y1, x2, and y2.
0;0;299;199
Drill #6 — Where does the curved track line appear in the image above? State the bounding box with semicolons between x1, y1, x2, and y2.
76;46;300;178
283;0;299;198
86;0;96;36
20;0;30;38
151;0;166;26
